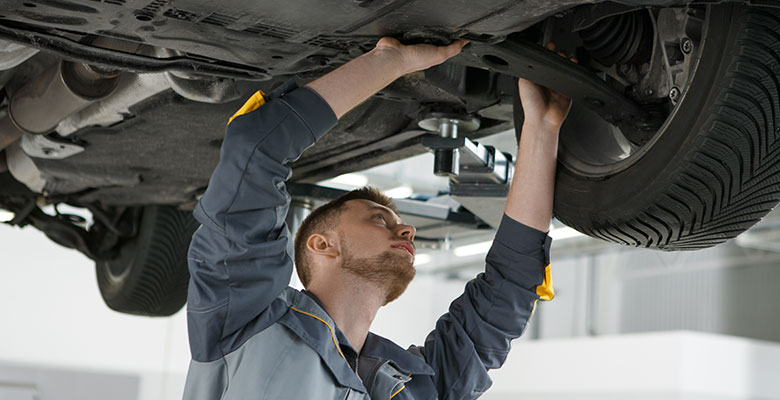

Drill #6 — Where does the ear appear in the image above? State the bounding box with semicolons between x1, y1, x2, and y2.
306;232;340;259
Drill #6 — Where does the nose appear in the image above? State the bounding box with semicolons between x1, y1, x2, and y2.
397;223;416;241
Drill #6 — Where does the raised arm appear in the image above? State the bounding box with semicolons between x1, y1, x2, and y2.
504;74;573;230
307;37;467;118
420;65;573;398
186;81;338;362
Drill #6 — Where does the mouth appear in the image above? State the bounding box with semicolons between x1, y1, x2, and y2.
392;242;415;256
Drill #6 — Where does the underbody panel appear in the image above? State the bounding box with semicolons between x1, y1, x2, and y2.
0;0;707;73
0;0;753;207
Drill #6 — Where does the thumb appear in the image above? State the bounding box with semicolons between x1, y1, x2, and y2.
437;40;469;62
449;40;469;55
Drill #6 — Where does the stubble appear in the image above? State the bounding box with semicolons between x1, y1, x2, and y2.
339;236;416;304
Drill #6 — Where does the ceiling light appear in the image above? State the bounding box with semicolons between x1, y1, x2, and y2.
454;240;493;257
328;173;368;188
549;226;584;240
384;185;414;199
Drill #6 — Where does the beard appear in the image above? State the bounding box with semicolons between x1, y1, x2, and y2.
339;236;416;305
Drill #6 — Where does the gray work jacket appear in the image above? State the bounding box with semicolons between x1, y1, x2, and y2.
182;81;554;400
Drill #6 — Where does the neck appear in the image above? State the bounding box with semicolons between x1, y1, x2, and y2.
308;277;385;353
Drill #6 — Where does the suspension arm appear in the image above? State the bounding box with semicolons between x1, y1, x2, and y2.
452;39;652;134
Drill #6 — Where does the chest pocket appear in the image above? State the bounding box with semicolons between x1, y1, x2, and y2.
370;362;412;400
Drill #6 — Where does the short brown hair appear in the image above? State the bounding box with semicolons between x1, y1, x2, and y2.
293;186;399;287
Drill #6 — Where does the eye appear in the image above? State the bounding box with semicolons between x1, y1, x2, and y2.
373;213;386;222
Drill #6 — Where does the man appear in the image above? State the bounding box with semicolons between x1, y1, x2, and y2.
182;37;572;399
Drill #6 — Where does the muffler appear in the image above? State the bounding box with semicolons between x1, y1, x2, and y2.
0;60;121;152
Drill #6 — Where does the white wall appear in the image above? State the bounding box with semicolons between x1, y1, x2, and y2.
485;331;780;400
0;224;189;399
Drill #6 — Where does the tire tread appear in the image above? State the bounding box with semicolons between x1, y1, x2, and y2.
96;206;198;316
560;6;780;250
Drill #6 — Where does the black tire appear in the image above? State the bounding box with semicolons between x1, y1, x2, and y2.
96;205;198;316
524;4;780;250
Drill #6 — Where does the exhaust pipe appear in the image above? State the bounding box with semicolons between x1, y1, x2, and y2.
0;60;120;152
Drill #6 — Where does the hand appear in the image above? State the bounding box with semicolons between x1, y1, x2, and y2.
517;43;577;130
372;37;468;75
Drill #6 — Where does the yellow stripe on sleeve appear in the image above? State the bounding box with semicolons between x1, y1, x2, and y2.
536;264;554;301
227;90;266;126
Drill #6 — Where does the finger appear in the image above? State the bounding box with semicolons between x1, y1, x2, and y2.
449;39;469;52
517;77;534;89
440;39;469;59
545;42;556;51
517;78;546;102
375;37;400;49
570;57;579;64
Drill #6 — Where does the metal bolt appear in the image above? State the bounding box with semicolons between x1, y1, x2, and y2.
439;120;458;138
669;87;681;101
681;38;693;54
645;88;654;96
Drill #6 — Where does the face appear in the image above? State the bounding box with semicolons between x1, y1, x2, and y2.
336;199;417;304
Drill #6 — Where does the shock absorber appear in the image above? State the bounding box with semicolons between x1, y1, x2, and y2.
418;112;480;178
418;111;513;185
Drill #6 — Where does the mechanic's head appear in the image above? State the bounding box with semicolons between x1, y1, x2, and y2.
293;186;416;305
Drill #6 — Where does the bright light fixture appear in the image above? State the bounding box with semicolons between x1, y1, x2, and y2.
329;173;368;187
0;210;15;223
453;240;493;257
549;226;584;240
414;253;431;266
384;185;413;199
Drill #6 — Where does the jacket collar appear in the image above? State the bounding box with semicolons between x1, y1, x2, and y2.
278;288;366;392
301;291;358;351
297;290;435;376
